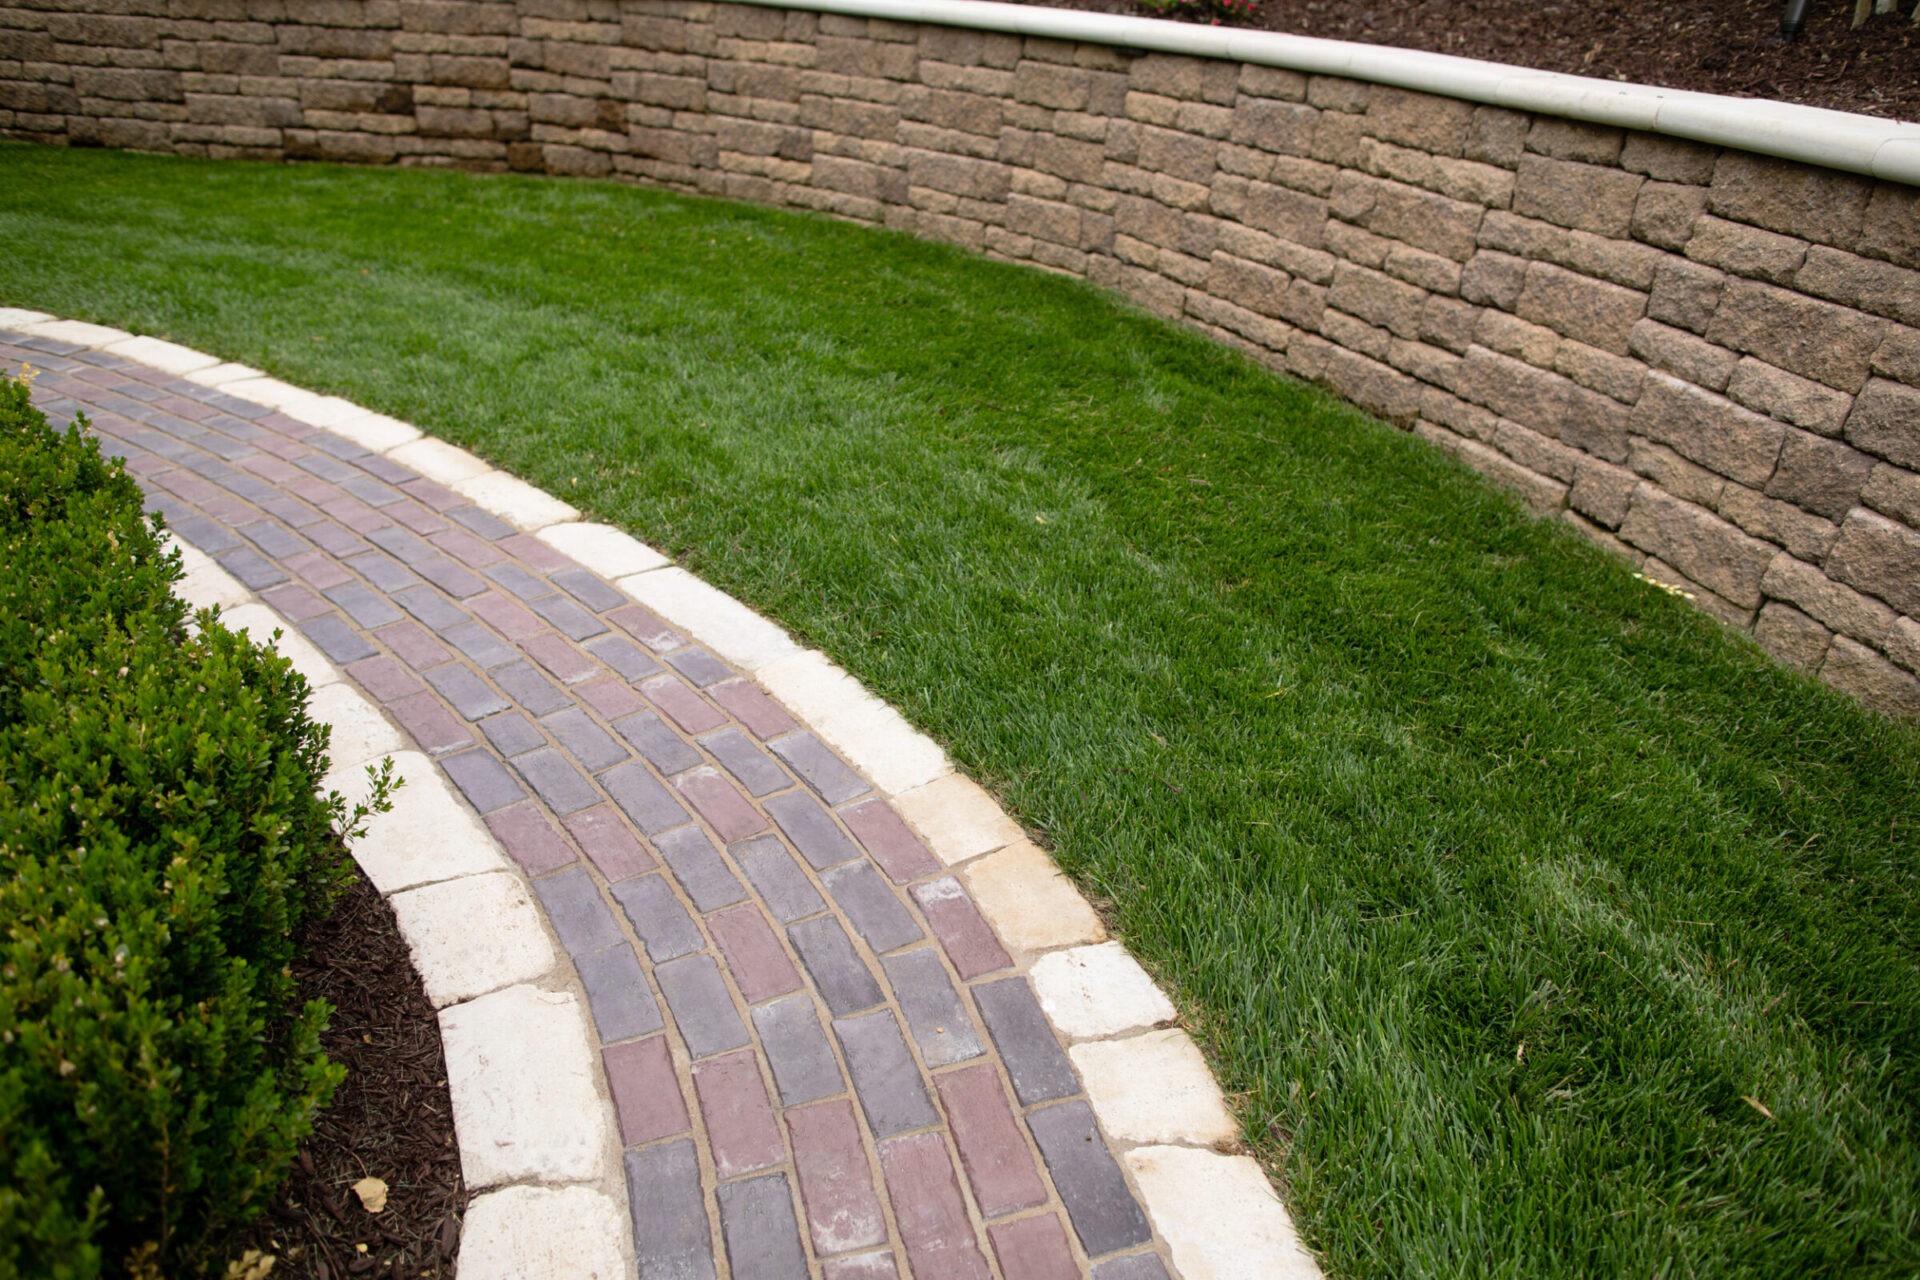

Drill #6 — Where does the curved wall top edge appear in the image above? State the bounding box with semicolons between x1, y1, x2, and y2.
733;0;1920;184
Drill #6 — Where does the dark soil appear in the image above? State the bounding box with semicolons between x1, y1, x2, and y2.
1017;0;1920;121
219;870;466;1280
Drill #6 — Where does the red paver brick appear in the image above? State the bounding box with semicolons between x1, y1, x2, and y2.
318;493;388;530
387;498;450;535
708;903;803;1004
710;676;799;738
786;1099;889;1256
822;1253;901;1280
240;454;307;484
878;1133;993;1280
840;799;940;884
935;1063;1049;1218
672;766;771;843
988;1214;1080;1280
345;654;426;703
692;1050;787;1179
399;476;465;511
910;877;1013;980
525;630;600;685
642;674;727;734
484;801;577;874
490;531;566;570
562;803;658;880
578;675;648;721
468;589;545;640
604;1035;690;1146
608;602;686;652
388;691;475;755
376;619;453;671
429;525;507;569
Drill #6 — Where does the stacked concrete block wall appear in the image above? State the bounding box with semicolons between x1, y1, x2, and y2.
3;0;1918;718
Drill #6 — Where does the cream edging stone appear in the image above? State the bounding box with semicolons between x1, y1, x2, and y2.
735;0;1920;184
8;308;1319;1279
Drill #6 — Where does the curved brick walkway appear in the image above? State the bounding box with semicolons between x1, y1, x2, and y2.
2;312;1316;1280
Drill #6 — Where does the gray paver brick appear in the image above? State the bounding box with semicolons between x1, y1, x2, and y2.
424;662;510;720
514;746;602;815
393;583;467;630
216;547;287;589
717;1174;808;1280
479;710;546;757
346;550;423;594
368;524;436;564
822;861;924;955
531;865;625;955
301;614;378;664
491;659;571;715
583;632;663;682
578;943;666;1042
239;519;311;561
666;647;734;688
765;792;861;871
882;948;984;1067
770;732;871;804
415;553;487;597
485;561;554;600
530;590;609;640
167;513;241;553
553;566;627;612
789;916;884;1017
626;1139;717;1280
1091;1254;1174;1280
449;504;515;540
614;710;703;774
698;728;791;797
438;747;528;814
542;706;628;772
611;874;707;962
836;1010;940;1138
1027;1100;1153;1257
441;620;518;670
656;952;751;1060
732;836;828;924
973;978;1079;1105
654;825;750;912
340;474;402;508
603;761;692;835
752;994;846;1106
297;453;357;483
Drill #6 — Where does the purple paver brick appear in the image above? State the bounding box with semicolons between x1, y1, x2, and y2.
611;874;706;962
531;865;624;954
822;861;923;955
167;512;241;553
484;802;576;874
698;728;790;797
579;675;648;721
502;532;573;571
989;1214;1081;1280
752;995;845;1106
609;602;685;651
974;979;1078;1105
424;662;510;720
656;952;751;1059
262;582;332;622
514;746;602;815
542;706;627;772
764;792;860;872
479;710;546;757
441;620;517;669
387;498;449;535
672;767;770;843
217;547;287;589
305;518;366;559
553;566;626;612
844;800;942;884
393;583;467;630
602;761;691;835
770;732;871;805
491;659;571;715
936;1063;1049;1217
351;660;430;710
415;553;487;597
877;1133;994;1280
368;524;435;564
708;904;803;1004
582;633;662;682
434;526;508;569
834;1010;939;1138
731;835;827;923
302;614;378;664
906;882;1013;982
262;495;326;530
1091;1253;1173;1280
239;519;312;561
438;747;527;814
654;825;749;912
401;476;465;511
789;917;884;1017
483;559;550;597
882;948;984;1067
642;674;727;734
377;620;453;671
613;710;703;774
666;647;733;688
342;550;420;594
823;1252;901;1280
693;1050;786;1178
1027;1101;1153;1257
525;630;600;684
530;590;608;640
468;589;544;639
577;943;665;1042
564;803;657;880
388;691;475;754
448;504;515;540
786;1098;889;1256
717;1173;808;1280
607;1036;691;1144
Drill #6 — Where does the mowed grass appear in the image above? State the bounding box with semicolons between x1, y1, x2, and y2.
4;142;1918;1278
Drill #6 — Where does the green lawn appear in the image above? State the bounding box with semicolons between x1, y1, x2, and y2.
5;141;1918;1279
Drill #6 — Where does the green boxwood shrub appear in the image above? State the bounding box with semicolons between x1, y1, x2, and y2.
0;372;369;1277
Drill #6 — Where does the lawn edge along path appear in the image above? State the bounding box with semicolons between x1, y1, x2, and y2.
2;307;1317;1280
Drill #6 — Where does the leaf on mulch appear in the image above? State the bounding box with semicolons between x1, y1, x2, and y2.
351;1178;390;1214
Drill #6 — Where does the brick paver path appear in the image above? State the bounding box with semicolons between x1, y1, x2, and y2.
5;329;1177;1280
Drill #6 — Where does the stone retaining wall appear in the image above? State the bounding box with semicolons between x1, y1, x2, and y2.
4;0;1919;717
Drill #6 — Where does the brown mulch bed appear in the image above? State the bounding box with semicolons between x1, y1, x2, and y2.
220;870;465;1280
1014;0;1920;121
